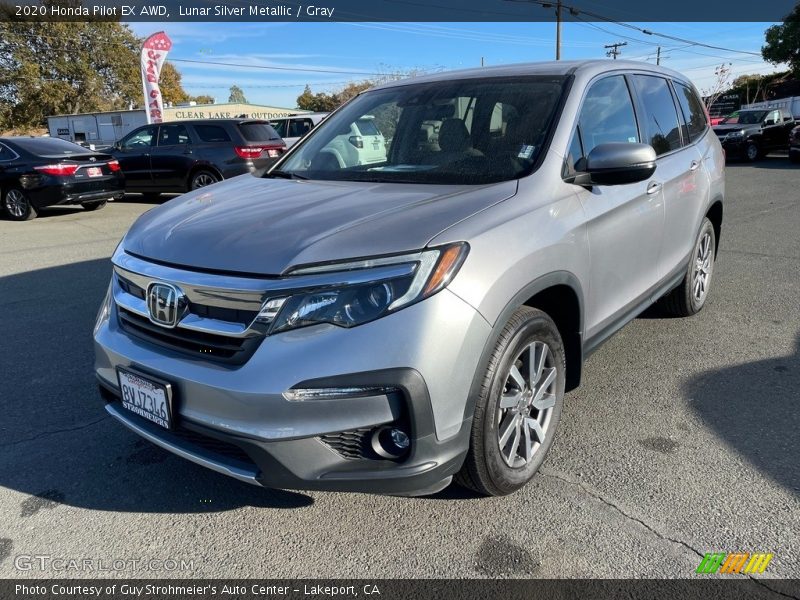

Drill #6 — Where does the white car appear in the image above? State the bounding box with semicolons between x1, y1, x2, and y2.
320;116;387;168
269;113;328;148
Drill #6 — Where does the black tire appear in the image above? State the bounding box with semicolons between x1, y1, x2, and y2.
744;140;760;162
2;187;37;221
456;306;566;496
189;170;219;191
658;218;716;317
81;200;107;211
790;153;800;164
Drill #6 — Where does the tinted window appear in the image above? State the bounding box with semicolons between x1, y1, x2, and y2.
270;119;288;137
288;119;313;138
631;75;682;155
0;143;16;161
674;81;707;143
736;111;766;125
238;122;281;142
11;137;91;156
193;124;231;143
355;118;381;136
577;75;639;156
121;127;156;150
158;124;191;146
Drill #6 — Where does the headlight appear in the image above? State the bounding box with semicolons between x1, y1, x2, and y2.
726;130;745;140
266;243;469;333
93;279;113;335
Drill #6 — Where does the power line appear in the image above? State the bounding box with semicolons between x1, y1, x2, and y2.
604;41;627;60
505;0;764;58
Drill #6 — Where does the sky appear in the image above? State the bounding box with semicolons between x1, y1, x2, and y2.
128;21;781;109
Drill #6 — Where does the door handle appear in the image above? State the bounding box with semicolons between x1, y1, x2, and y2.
689;160;700;171
646;181;662;195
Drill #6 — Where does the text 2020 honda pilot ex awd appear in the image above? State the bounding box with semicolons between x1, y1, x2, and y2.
94;60;724;496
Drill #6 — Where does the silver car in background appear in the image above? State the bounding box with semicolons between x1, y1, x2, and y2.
94;60;724;496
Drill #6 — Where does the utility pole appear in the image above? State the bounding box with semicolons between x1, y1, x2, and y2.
556;0;562;61
604;41;627;60
656;46;661;65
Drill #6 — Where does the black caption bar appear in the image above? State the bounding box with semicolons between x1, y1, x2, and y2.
2;0;799;22
3;579;800;600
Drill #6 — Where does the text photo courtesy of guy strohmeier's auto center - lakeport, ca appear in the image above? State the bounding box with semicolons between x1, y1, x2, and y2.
0;0;799;598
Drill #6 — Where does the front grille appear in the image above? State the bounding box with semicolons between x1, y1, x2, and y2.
117;275;259;325
319;428;377;460
117;307;262;364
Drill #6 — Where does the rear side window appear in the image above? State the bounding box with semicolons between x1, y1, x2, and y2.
238;122;281;142
674;81;708;143
288;118;313;138
270;119;288;137
158;124;191;146
577;75;639;156
193;124;231;143
0;143;16;161
631;75;682;155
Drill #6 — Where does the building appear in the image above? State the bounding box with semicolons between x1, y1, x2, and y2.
46;102;307;148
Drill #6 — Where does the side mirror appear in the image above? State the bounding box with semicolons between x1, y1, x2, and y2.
764;119;776;126
573;142;657;186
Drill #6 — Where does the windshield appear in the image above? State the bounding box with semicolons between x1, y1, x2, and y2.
275;76;567;185
737;111;767;125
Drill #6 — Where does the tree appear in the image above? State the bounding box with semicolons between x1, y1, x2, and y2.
191;95;215;105
228;85;247;104
159;63;190;105
762;4;800;76
0;5;192;131
701;63;733;110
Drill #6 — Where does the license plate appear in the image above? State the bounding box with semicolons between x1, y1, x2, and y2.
373;143;380;150
86;167;103;177
116;368;172;429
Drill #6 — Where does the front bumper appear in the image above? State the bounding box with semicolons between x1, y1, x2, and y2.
719;137;747;157
94;285;491;495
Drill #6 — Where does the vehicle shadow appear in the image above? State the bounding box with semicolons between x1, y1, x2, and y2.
0;259;313;513
725;155;797;170
684;333;800;496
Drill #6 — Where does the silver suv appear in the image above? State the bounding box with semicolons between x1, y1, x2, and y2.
94;61;724;496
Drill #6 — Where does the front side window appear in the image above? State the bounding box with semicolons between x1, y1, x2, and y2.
630;75;682;155
288;118;314;138
674;81;707;143
276;76;567;185
121;126;156;150
577;75;639;157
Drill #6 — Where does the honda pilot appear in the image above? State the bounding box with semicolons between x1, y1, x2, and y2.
94;61;724;496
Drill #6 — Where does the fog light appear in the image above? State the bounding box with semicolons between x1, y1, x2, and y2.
371;426;411;459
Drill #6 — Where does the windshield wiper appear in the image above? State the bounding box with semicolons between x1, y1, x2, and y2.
267;170;309;180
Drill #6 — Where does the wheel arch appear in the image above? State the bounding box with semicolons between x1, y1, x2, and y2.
186;163;224;189
706;197;723;255
462;272;585;423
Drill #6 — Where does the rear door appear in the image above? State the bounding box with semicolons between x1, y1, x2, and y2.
629;74;702;281
568;74;665;344
149;123;193;191
114;125;157;190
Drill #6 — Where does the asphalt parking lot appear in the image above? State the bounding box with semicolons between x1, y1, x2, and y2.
0;159;798;585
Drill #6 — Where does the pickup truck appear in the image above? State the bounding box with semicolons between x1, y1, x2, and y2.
713;107;796;161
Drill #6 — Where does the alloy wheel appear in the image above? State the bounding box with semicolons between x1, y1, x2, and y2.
192;173;218;189
692;230;714;303
5;189;27;218
496;341;557;468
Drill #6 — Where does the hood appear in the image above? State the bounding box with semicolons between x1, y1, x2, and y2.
713;124;758;135
122;174;517;275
